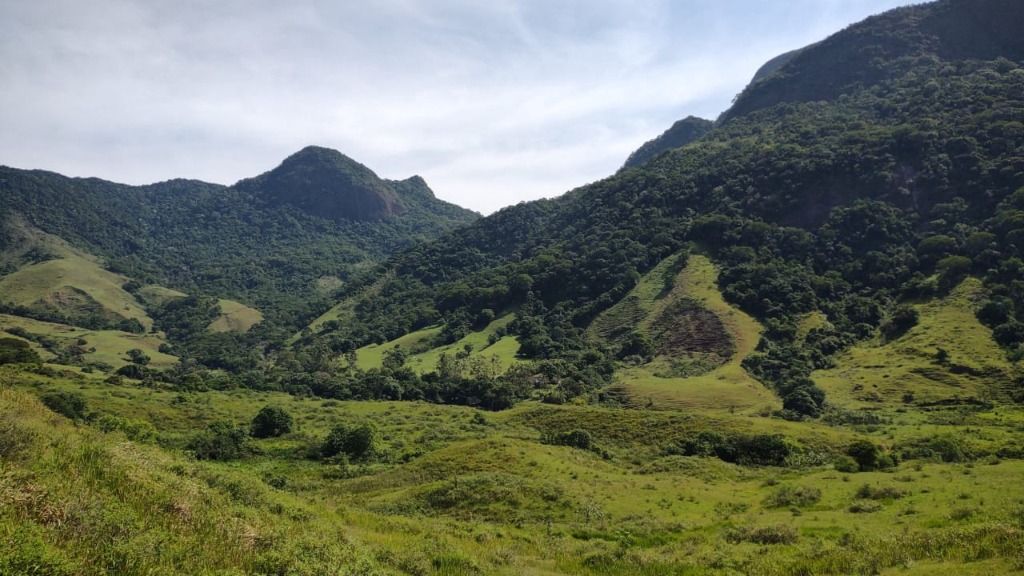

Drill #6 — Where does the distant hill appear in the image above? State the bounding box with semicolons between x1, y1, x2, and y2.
0;148;477;330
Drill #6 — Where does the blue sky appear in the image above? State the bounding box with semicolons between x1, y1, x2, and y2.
0;0;914;214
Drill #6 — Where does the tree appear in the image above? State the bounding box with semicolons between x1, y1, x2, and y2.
321;423;376;460
127;348;151;366
381;347;407;371
846;439;890;472
783;388;822;418
250;406;293;438
189;422;249;460
880;305;919;341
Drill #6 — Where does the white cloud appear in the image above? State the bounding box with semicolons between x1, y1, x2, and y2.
0;0;914;214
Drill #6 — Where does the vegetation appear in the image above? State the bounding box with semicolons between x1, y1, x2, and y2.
1;0;1024;573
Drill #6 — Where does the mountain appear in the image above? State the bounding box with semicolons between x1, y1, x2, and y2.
297;0;1024;418
6;1;1024;574
622;116;713;169
723;0;1024;121
0;149;477;332
237;146;401;221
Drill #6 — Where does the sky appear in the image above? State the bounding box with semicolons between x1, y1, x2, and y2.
0;0;914;215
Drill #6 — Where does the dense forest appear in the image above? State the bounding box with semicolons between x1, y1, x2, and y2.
0;146;477;327
290;0;1024;417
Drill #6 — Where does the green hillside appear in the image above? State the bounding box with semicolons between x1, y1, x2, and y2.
355;314;522;375
3;0;1024;574
598;254;777;413
0;148;477;333
815;277;1018;408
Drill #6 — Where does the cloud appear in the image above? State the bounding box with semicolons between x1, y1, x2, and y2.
0;0;914;214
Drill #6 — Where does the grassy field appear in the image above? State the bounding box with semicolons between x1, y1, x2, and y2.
4;365;1024;575
815;278;1019;409
0;254;154;330
355;314;522;375
0;314;177;369
208;299;264;333
600;253;777;413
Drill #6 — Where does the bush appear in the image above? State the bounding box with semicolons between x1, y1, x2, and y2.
321;423;376;460
250;406;293;438
189;422;249;460
674;432;792;466
0;338;41;365
846;440;893;471
95;414;157;442
834;455;860;473
39;391;88;421
855;484;906;500
126;348;150;366
880;305;919;341
725;525;798;545
764;485;822;508
543;429;593;450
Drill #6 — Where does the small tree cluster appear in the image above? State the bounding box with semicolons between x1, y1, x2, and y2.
321;422;376;460
250;406;293;438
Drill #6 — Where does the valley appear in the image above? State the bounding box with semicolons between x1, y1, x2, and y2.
2;0;1024;574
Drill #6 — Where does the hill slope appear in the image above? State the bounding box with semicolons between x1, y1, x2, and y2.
0;148;478;331
300;0;1024;416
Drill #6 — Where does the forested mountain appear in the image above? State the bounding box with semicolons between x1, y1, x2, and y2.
6;1;1024;573
0;147;478;327
296;0;1024;417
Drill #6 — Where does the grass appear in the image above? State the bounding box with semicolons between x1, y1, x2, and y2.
208;299;263;333
134;284;187;308
4;367;1024;575
0;313;177;369
815;278;1019;409
0;254;154;330
604;253;777;413
355;314;522;374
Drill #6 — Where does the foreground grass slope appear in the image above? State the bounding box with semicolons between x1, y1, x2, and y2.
5;365;1024;575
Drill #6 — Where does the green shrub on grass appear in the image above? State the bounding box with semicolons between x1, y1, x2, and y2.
39;390;88;421
189;421;249;460
764;485;822;508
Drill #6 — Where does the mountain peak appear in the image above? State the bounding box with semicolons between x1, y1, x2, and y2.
240;146;402;221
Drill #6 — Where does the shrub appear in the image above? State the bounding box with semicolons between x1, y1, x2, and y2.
855;484;906;500
250;406;293;438
321;423;376;460
0;338;41;365
725;525;798;545
764;485;822;508
834;455;860;473
880;305;919;341
543;429;593;450
848;501;883;513
674;431;792;466
95;414;157;442
846;440;894;471
39;391;88;421
126;348;150;366
189;421;249;461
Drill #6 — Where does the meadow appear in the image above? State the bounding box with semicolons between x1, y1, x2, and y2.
4;359;1024;575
